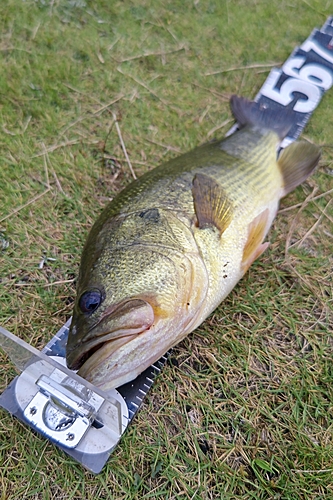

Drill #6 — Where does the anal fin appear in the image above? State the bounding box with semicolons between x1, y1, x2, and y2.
241;209;270;273
192;173;233;235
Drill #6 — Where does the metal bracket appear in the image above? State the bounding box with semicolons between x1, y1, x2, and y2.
23;371;102;448
0;325;129;473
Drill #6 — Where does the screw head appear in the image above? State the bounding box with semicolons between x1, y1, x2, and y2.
29;407;37;415
66;433;75;441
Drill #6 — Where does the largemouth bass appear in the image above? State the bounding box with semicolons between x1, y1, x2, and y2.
66;96;320;390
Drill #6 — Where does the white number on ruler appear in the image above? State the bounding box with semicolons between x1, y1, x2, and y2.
301;39;333;64
283;56;333;90
260;37;333;113
261;68;320;113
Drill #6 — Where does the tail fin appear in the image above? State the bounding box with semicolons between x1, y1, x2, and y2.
230;95;321;194
230;95;294;140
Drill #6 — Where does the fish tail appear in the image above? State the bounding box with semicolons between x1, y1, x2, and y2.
230;95;294;140
230;94;321;197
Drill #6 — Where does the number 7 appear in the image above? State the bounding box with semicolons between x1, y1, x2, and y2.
301;39;333;64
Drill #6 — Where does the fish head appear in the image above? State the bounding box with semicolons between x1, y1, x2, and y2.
66;217;207;389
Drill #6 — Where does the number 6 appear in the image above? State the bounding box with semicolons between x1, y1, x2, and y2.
261;69;321;113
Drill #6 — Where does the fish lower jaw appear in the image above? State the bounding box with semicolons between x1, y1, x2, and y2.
75;312;208;390
77;334;137;380
79;350;166;391
66;341;106;371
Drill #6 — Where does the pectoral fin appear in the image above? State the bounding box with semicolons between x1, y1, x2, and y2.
278;141;320;196
241;209;270;273
192;173;233;235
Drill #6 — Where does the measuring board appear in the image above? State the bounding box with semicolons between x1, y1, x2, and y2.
1;16;333;474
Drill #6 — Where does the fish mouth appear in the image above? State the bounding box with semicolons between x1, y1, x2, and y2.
66;340;106;371
77;334;139;381
66;331;139;371
66;298;155;371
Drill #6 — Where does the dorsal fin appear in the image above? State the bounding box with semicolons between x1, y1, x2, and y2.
192;173;233;235
278;141;321;196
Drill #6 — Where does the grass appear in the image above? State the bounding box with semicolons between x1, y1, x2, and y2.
0;0;332;498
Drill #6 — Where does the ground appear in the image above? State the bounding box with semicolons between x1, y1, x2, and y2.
0;1;332;499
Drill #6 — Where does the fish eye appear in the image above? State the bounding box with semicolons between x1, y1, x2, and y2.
78;289;103;315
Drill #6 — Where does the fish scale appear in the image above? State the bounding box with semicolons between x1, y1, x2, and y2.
66;95;320;391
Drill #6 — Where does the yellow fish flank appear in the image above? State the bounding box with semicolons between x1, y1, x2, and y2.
66;96;320;390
